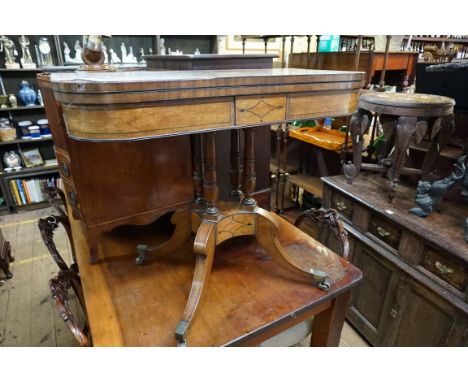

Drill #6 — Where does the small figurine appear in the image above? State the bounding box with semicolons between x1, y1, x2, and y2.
0;35;20;69
38;37;53;66
19;35;36;68
194;48;200;55
74;40;83;63
109;49;121;64
102;43;108;64
139;48;146;64
409;155;466;218
121;42;127;63
160;38;166;55
63;42;72;63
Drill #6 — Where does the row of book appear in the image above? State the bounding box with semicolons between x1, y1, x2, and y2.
9;176;63;206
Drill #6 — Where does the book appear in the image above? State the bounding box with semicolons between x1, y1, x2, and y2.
16;180;26;205
10;180;21;206
26;180;37;203
22;179;31;203
20;148;44;168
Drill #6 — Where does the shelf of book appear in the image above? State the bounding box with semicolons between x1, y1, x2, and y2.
7;174;62;209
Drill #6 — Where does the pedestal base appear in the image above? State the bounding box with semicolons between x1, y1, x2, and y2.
174;202;346;346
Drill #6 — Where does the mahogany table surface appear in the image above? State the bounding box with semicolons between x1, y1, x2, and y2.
70;211;362;346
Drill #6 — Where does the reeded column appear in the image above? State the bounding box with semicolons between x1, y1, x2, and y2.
242;128;256;206
230;129;243;198
202;132;219;215
190;134;204;205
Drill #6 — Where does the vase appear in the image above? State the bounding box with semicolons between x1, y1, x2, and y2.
18;81;37;106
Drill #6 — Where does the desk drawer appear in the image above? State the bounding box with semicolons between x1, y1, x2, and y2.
330;192;353;221
368;214;401;251
421;247;468;293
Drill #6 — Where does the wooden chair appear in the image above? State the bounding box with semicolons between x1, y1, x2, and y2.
259;208;349;346
38;188;91;346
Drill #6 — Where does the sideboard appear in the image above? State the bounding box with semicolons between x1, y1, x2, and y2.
321;173;468;346
289;52;418;90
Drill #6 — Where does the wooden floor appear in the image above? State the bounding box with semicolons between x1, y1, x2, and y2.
0;207;368;347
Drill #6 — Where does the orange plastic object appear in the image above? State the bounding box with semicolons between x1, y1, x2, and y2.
289;127;350;151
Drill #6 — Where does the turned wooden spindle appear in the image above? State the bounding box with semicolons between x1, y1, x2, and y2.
354;35;363;71
315;35;321;69
274;125;283;212
191;134;205;205
242;128;256;206
202;132;219;215
379;35;392;91
230;129;243;198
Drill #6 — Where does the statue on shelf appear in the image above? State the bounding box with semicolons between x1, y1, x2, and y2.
160;38;166;55
19;35;36;68
120;42;127;63
0;35;20;69
63;42;73;64
109;49;121;64
139;48;146;64
102;43;108;64
38;37;53;66
74;40;83;63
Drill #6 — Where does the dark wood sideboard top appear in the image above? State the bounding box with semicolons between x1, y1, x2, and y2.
322;174;468;263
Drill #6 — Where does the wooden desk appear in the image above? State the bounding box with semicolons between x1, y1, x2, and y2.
70;209;362;346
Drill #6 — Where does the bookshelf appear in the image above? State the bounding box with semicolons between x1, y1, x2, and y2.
0;35;218;214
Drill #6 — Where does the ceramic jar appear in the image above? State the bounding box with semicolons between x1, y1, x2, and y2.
18;80;37;106
18;120;32;139
37;119;51;137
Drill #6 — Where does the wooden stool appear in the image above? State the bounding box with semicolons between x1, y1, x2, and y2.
343;92;455;201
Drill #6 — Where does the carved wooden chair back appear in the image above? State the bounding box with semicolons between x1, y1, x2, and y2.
38;188;91;347
38;215;91;346
294;208;349;259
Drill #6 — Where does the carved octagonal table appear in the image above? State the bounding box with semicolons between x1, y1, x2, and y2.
46;68;364;345
343;92;456;201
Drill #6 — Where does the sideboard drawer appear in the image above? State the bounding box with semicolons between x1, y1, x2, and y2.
421;247;468;293
330;192;354;221
368;214;402;251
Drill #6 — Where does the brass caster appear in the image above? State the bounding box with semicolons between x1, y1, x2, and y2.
135;244;149;265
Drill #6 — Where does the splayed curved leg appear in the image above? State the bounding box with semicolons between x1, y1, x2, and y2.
343;108;372;184
255;208;330;290
175;221;216;346
135;209;192;265
388;115;418;201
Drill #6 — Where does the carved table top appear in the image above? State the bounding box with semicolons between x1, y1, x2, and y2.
44;68;365;141
359;91;455;117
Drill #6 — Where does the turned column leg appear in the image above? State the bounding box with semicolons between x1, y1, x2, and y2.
389;115;418;201
203;132;219;215
274;125;283;212
242;127;256;206
191;134;205;205
280;125;289;213
230;129;243;199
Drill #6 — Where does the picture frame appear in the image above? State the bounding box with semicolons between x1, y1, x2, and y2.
20;148;44;168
